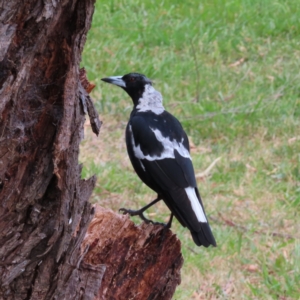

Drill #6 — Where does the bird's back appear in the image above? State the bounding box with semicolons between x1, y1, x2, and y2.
126;109;216;247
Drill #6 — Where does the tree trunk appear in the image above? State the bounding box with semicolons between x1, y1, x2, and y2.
0;1;183;299
0;0;104;298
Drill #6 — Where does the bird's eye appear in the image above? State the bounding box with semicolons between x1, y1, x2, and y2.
129;77;136;82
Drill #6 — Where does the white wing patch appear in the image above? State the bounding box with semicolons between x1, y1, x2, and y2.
151;128;191;159
129;125;191;161
139;160;145;171
136;84;165;115
185;187;207;223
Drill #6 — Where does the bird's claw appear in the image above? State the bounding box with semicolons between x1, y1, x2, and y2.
150;220;166;227
119;208;137;216
119;207;165;226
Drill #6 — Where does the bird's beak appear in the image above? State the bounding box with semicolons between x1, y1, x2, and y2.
101;76;126;88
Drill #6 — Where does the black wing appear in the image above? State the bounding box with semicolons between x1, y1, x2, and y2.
126;110;216;247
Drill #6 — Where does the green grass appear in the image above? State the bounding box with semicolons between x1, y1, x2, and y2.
81;0;300;298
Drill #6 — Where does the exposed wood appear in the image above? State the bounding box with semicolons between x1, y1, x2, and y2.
83;206;183;300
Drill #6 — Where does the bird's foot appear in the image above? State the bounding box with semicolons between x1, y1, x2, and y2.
119;208;165;226
156;214;174;246
164;213;173;229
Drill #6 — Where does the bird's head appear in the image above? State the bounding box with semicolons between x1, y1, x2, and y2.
101;73;152;105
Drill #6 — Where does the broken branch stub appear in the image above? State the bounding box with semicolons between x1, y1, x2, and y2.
83;206;183;300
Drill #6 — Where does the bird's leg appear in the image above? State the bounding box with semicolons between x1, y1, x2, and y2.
119;196;162;224
165;213;174;229
157;213;174;246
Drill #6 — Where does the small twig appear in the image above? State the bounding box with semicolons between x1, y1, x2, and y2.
190;40;200;102
228;57;246;68
198;94;282;120
184;82;288;121
288;136;300;144
210;213;296;240
186;246;199;255
196;157;221;178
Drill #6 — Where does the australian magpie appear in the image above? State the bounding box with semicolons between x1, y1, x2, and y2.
101;73;216;247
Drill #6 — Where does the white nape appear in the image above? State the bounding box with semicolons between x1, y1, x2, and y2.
136;84;165;115
184;187;207;223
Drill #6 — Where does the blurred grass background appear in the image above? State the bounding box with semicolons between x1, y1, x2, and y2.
80;0;300;298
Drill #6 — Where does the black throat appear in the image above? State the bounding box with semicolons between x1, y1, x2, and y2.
122;85;145;107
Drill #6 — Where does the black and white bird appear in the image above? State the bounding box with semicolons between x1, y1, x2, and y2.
101;73;216;247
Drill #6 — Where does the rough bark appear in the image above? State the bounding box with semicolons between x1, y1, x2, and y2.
0;1;183;299
83;206;183;300
0;0;104;299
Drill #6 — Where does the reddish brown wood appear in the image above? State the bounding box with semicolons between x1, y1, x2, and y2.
83;206;183;300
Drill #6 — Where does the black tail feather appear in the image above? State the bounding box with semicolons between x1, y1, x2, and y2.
191;222;217;247
161;188;217;247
